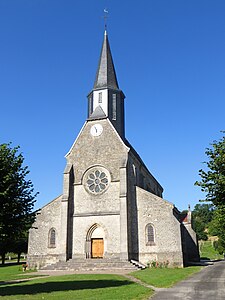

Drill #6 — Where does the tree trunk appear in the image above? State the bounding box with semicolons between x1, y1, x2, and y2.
17;253;21;263
1;253;5;265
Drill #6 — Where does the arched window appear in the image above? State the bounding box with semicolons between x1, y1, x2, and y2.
49;228;56;248
146;224;155;245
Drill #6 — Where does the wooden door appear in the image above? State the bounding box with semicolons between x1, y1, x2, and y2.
91;238;104;258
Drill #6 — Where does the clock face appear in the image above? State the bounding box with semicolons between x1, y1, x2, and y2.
90;124;103;137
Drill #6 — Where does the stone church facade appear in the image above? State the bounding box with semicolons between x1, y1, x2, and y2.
28;30;199;269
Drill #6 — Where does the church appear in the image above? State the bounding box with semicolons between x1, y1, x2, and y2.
28;30;199;270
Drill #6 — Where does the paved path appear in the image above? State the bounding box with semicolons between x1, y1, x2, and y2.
151;260;225;300
123;274;157;291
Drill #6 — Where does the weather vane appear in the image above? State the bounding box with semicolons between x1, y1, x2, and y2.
103;8;109;30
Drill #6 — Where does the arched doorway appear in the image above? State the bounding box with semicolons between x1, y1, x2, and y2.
86;224;105;259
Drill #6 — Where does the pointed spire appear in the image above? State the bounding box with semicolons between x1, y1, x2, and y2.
94;31;119;90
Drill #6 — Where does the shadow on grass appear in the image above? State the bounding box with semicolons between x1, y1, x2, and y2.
0;279;133;296
0;262;24;268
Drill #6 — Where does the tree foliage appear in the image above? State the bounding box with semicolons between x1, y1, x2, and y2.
195;133;225;252
192;204;214;224
207;214;220;236
14;237;28;263
192;218;208;241
0;143;38;264
195;134;225;206
191;204;214;241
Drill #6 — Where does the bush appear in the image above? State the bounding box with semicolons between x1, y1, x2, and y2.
147;260;169;268
213;240;224;255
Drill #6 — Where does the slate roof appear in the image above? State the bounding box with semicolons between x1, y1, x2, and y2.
94;30;119;90
88;105;107;120
125;139;164;193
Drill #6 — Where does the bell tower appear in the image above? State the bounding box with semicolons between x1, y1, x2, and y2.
87;30;126;139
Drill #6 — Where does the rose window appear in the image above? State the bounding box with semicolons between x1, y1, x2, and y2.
86;170;108;193
83;167;110;195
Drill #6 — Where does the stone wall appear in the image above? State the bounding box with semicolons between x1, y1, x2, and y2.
136;187;184;267
126;152;164;261
73;182;120;215
65;118;129;259
66;119;129;183
181;223;200;265
72;182;121;258
27;195;63;268
72;214;121;259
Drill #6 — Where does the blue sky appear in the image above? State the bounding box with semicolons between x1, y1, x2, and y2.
1;0;225;211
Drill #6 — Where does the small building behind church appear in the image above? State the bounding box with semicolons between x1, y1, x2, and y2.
28;30;199;270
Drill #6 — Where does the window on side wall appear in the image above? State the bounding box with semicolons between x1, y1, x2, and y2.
146;224;155;246
48;228;56;248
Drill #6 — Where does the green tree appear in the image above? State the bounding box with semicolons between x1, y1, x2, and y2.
192;204;214;241
195;133;225;252
192;218;208;241
191;204;214;241
213;239;224;255
195;134;225;206
192;203;214;223
208;210;221;236
0;143;38;264
14;237;28;263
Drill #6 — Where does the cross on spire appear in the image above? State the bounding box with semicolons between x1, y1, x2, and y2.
103;8;109;30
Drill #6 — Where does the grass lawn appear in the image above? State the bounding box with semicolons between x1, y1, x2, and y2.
0;265;153;300
132;266;202;288
0;263;204;299
0;264;41;282
199;240;224;260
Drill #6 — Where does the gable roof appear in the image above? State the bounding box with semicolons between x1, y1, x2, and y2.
88;105;107;120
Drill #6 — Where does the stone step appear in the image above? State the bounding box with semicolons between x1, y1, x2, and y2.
55;261;135;266
130;259;146;269
67;258;123;263
41;259;140;271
